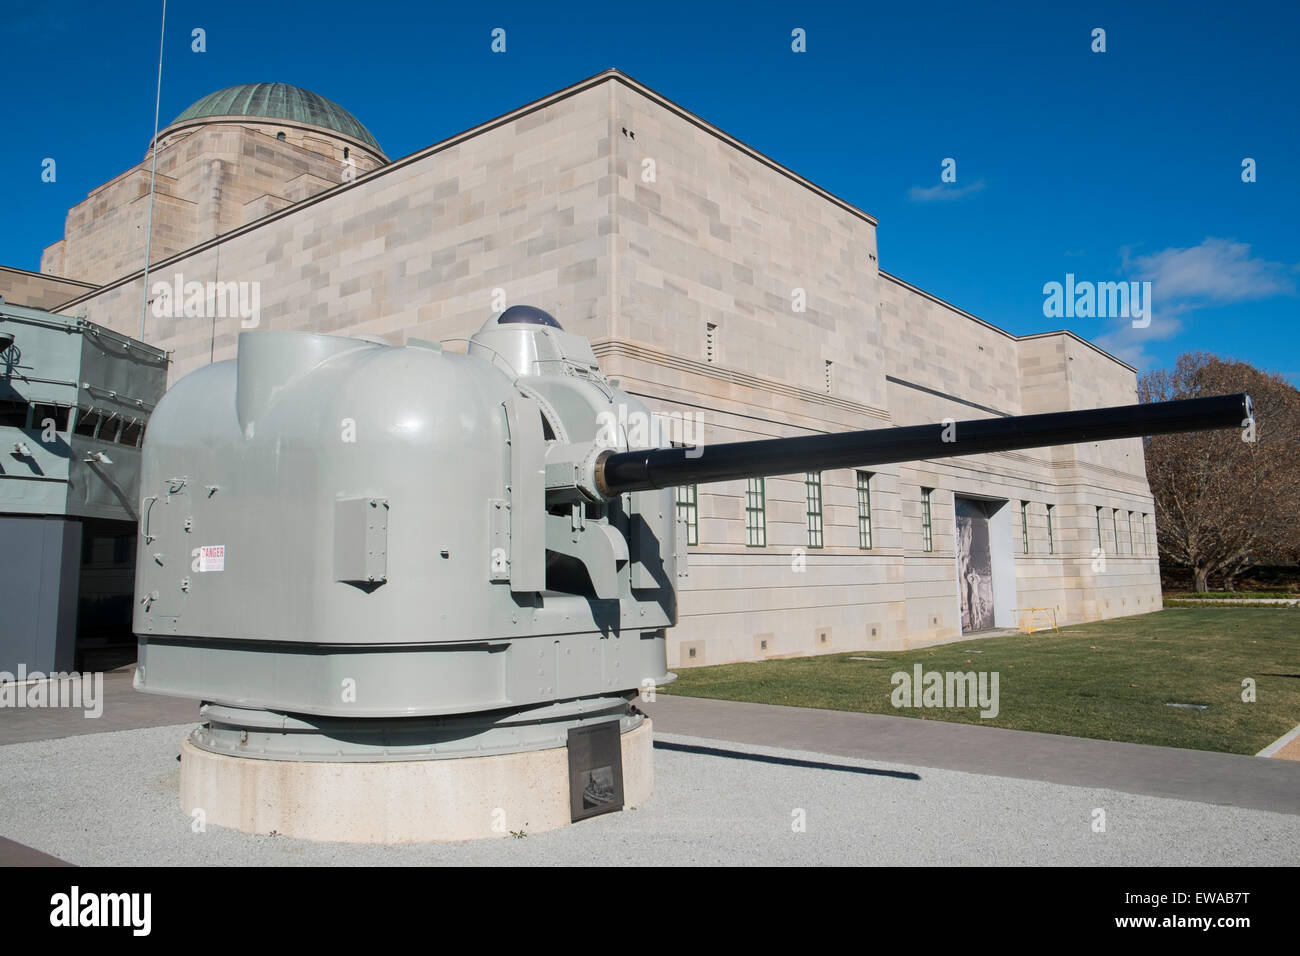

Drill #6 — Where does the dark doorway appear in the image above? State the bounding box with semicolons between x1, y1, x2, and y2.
76;518;138;671
955;498;995;633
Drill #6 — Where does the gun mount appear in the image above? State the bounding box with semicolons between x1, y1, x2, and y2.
134;305;1250;841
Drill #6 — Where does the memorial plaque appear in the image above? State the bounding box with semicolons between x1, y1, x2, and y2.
567;721;624;822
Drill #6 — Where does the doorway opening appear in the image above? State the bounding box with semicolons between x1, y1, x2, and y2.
954;496;1015;634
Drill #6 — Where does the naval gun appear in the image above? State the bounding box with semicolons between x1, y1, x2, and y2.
133;305;1248;838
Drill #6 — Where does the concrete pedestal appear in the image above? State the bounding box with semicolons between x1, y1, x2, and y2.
179;718;653;843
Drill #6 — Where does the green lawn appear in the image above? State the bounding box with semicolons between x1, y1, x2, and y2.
664;609;1300;754
1168;591;1297;600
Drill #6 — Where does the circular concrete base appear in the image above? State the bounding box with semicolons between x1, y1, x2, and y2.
179;719;653;843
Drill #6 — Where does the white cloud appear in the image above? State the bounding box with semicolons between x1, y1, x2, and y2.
907;180;987;203
1094;309;1185;369
1093;238;1295;368
1122;237;1295;304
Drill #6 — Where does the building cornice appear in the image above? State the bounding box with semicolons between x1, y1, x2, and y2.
1018;330;1138;373
50;69;1137;380
0;263;97;289
151;116;389;164
880;270;1138;373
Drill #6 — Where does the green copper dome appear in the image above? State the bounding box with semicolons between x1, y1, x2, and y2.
170;83;382;153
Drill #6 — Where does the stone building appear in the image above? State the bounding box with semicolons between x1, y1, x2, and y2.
1;70;1162;667
41;83;388;286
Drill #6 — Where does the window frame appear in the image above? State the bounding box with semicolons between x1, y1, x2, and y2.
805;472;824;549
921;488;934;553
745;477;766;548
675;483;699;547
856;471;873;550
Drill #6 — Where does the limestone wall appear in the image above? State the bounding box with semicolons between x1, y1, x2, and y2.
41;122;385;287
0;266;96;311
50;71;1164;666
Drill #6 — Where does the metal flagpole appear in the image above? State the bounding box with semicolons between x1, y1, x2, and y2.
139;0;167;342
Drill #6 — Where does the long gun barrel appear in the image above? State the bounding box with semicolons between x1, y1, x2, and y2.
597;392;1251;496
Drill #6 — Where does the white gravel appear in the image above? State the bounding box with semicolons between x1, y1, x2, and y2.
1;723;1296;866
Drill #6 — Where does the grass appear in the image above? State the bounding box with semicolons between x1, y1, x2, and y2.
664;609;1300;755
1167;591;1297;600
1164;599;1296;608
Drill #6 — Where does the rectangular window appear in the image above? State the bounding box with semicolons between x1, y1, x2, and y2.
675;484;698;546
824;360;833;394
31;404;73;433
1128;511;1136;556
74;408;102;438
921;488;934;553
705;323;718;364
98;415;122;444
1096;506;1104;551
856;471;873;550
1112;509;1120;555
805;472;824;548
1046;505;1056;555
0;400;29;428
745;478;766;547
1020;501;1030;554
119;420;144;446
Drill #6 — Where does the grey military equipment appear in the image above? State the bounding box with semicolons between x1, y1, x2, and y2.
134;304;1250;761
134;306;677;759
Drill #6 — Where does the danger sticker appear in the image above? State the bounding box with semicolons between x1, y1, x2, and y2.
198;545;225;572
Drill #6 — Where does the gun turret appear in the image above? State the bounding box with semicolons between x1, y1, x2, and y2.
137;304;1255;841
135;307;1249;778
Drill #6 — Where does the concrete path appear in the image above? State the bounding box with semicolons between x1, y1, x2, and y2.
0;836;73;866
643;695;1300;815
3;685;1298;865
0;666;197;747
1258;723;1300;761
2;722;1297;866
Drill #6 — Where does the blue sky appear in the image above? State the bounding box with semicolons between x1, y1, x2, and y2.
3;0;1296;381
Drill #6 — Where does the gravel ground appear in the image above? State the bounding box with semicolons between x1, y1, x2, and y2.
1;723;1296;866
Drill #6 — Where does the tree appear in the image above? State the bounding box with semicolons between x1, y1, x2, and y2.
1139;353;1300;592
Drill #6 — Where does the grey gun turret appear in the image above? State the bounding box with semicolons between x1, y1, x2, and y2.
133;305;1249;761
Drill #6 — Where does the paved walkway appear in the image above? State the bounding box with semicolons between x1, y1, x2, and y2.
643;695;1300;815
4;684;1298;865
3;723;1296;866
0;836;72;866
0;667;197;747
1259;723;1300;761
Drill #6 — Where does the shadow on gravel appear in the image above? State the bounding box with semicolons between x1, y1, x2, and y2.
654;740;922;781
